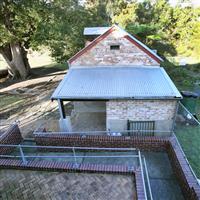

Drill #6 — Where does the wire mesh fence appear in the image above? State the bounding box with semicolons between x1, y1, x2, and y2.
176;102;200;126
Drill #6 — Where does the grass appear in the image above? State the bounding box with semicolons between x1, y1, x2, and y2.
0;94;25;108
175;105;200;177
38;62;67;71
164;60;200;178
175;124;200;177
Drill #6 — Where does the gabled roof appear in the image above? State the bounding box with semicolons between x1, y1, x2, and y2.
51;66;182;100
68;25;163;64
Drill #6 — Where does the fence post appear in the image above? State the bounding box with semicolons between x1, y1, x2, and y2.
72;147;78;168
19;144;27;165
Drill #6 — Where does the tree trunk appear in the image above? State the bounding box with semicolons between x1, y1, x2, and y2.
0;43;31;79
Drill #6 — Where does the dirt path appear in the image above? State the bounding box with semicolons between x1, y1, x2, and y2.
0;70;66;137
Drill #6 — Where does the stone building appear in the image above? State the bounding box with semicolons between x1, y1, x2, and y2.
52;25;182;135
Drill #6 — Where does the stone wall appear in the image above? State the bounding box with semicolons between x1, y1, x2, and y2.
70;29;159;67
106;100;178;134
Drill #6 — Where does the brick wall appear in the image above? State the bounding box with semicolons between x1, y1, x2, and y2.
106;100;177;121
167;137;200;200
35;134;168;151
0;124;23;154
71;29;159;67
106;100;178;133
0;131;199;199
34;134;200;199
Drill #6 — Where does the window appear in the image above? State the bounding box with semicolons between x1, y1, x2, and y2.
110;45;120;50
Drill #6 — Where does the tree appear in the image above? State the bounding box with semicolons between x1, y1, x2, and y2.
38;1;106;62
112;2;138;28
0;0;106;79
1;0;200;80
85;0;128;25
0;0;50;79
111;0;200;57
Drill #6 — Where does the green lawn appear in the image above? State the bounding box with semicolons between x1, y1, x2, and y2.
169;64;200;178
175;124;200;177
163;61;200;178
174;93;200;178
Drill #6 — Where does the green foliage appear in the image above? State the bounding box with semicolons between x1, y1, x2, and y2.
33;0;107;62
111;0;200;60
0;0;49;48
0;0;107;63
112;3;138;27
1;0;200;63
85;0;128;25
162;60;200;89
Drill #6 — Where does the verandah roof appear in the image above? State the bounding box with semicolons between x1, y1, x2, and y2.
51;66;182;100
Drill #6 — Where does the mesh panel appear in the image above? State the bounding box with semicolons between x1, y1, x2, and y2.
176;103;200;126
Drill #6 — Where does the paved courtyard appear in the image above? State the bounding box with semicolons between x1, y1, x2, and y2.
0;169;136;200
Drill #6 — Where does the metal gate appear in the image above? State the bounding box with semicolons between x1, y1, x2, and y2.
127;120;155;136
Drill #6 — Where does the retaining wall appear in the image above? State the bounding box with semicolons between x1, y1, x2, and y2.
0;130;200;199
0;124;23;154
34;134;200;200
167;137;200;200
35;134;168;151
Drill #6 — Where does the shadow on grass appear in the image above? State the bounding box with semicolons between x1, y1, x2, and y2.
0;63;67;90
31;63;67;78
0;92;59;122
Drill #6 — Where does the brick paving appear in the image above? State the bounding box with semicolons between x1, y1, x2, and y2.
0;169;136;200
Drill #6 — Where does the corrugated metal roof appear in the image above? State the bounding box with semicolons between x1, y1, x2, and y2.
83;27;110;36
51;66;182;100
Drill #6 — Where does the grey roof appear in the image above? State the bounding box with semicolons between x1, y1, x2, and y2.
84;27;110;36
51;66;182;100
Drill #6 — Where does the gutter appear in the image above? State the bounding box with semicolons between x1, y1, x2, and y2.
51;96;182;101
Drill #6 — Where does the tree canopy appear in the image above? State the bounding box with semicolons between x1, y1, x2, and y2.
0;0;200;79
